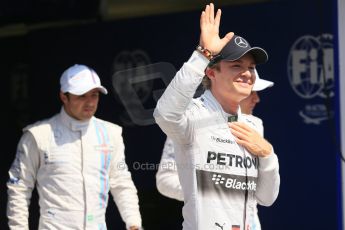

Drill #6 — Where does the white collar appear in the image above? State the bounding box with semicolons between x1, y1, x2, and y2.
202;90;242;122
59;107;92;131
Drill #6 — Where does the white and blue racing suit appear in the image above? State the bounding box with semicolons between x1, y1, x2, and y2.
7;108;142;230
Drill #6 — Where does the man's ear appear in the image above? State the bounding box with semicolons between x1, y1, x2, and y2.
205;67;215;80
59;91;68;104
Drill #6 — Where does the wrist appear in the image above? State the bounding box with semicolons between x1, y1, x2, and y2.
196;45;213;60
260;142;273;157
129;226;139;230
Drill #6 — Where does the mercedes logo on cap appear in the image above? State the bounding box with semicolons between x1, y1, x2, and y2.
235;37;248;48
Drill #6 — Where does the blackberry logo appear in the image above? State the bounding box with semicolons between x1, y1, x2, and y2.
212;174;225;185
211;136;234;144
211;173;257;191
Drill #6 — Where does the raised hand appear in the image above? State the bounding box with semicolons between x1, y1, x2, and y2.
229;122;273;157
199;3;234;56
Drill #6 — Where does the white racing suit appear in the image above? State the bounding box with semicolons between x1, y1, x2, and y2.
156;137;184;201
154;51;280;230
156;132;263;229
7;108;142;229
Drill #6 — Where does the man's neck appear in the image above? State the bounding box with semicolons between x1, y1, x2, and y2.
210;89;240;114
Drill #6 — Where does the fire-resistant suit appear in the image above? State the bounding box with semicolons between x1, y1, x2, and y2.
156;113;267;229
7;108;142;229
154;51;280;230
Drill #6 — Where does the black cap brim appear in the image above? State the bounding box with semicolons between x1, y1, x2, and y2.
221;47;268;65
245;47;268;65
209;47;268;67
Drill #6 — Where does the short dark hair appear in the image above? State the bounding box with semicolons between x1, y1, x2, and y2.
202;62;221;90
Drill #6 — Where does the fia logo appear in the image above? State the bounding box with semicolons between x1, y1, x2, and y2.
287;34;334;125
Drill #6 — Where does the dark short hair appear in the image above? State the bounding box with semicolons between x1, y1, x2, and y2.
202;62;221;90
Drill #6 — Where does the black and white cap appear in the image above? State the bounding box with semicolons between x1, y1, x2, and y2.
210;35;268;65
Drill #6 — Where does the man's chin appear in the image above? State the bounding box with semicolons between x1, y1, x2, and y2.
239;91;251;100
82;112;95;119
